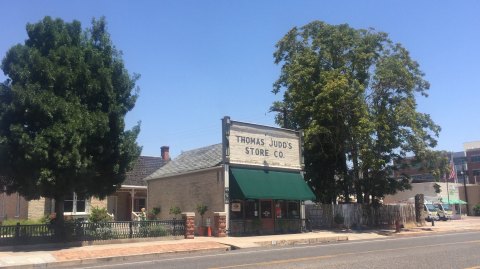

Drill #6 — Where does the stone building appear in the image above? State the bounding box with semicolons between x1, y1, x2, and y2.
146;117;315;236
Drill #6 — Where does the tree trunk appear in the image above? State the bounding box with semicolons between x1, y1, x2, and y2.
351;144;363;203
53;194;65;240
363;170;370;204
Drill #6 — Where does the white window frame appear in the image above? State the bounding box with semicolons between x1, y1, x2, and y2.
62;193;90;215
133;197;146;212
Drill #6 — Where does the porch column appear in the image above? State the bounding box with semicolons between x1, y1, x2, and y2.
131;189;135;219
183;212;195;239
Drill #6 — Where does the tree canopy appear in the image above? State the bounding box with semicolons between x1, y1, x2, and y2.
272;21;440;204
0;16;141;220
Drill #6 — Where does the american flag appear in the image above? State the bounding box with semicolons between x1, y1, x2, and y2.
448;161;457;182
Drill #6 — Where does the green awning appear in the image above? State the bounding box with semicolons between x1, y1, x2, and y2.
229;167;316;201
444;198;467;205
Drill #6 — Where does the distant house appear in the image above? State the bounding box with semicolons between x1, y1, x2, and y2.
108;148;170;220
0;146;170;222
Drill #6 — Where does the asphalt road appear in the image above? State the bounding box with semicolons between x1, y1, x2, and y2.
73;231;480;269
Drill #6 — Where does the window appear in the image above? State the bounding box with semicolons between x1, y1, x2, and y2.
245;200;258;219
473;170;480;176
133;198;146;212
287;201;300;219
453;157;466;165
471;156;480;163
275;201;287;219
230;200;243;219
64;193;87;213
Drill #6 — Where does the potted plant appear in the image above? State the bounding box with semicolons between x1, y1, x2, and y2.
196;204;208;236
148;207;161;220
169;206;181;219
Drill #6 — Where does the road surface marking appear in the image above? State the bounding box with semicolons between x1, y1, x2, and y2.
209;239;480;269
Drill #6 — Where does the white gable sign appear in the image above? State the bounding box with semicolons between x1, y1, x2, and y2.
223;119;302;170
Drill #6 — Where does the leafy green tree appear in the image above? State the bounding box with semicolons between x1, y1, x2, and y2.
272;21;440;203
0;16;141;227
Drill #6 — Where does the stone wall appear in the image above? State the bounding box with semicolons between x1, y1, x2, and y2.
27;197;48;220
148;168;224;226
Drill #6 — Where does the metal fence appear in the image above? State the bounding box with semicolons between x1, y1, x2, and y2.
0;219;185;246
306;203;416;229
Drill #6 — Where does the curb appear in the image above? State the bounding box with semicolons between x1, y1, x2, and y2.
254;236;349;247
0;236;351;268
392;227;480;238
0;245;231;269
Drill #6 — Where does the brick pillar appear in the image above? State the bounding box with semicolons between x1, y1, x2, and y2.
214;212;227;237
182;212;195;239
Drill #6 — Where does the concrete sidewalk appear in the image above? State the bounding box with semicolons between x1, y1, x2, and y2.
1;216;479;269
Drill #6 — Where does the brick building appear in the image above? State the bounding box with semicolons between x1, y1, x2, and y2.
464;141;480;184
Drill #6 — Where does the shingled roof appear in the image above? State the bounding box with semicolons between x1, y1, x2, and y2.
145;144;222;180
124;156;168;186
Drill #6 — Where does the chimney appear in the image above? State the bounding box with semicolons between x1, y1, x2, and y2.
161;146;170;161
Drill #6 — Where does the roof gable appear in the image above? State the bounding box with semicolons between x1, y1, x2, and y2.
124;156;168;186
145;144;222;180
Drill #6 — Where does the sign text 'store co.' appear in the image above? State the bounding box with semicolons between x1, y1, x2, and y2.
235;135;293;158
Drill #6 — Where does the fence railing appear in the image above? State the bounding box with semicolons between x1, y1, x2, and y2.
0;219;185;246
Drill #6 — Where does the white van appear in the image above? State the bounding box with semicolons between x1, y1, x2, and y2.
424;204;439;222
437;204;452;221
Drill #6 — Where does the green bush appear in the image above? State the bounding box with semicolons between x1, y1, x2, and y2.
169;206;181;219
148;207;161;220
196;204;208;226
89;207;113;223
140;224;168;237
473;204;480;216
1;218;43;226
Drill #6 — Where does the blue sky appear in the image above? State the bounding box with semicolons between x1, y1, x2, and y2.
1;1;479;158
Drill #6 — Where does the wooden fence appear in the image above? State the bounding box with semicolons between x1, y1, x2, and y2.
306;203;416;229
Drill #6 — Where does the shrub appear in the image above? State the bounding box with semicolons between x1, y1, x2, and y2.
89;207;113;223
0;218;43;226
141;225;168;237
473;204;480;216
148;207;161;220
169;206;181;219
196;204;208;226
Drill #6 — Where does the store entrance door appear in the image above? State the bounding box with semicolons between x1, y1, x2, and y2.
260;200;274;234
